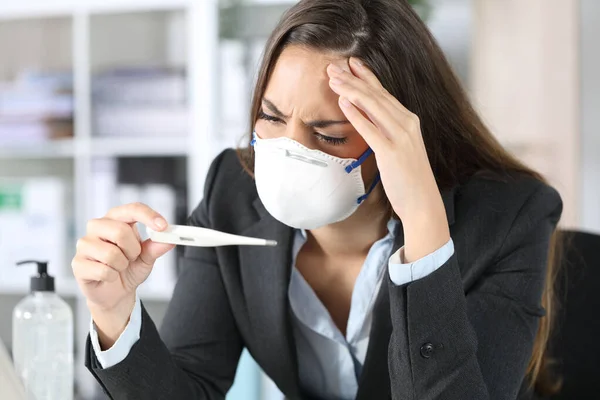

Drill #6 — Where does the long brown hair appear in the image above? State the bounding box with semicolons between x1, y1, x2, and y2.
238;0;561;394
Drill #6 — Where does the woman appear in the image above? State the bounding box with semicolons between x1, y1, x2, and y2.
72;0;562;399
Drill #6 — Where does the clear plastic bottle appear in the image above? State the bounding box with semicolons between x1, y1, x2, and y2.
12;260;74;400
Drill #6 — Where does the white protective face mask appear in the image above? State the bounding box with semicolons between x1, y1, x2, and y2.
252;132;380;230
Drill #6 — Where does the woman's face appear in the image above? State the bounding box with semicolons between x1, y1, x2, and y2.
255;45;370;160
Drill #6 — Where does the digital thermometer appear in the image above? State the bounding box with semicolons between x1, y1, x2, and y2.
146;224;278;247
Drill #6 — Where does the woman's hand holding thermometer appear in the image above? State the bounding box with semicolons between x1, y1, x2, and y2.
72;203;174;350
71;202;277;351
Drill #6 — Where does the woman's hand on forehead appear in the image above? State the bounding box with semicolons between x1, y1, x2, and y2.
327;57;450;262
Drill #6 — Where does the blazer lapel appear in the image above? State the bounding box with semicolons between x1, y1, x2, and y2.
238;197;301;398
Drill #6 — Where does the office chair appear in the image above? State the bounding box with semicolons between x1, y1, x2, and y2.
549;230;600;400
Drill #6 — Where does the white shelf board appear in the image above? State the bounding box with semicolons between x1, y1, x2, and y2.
90;137;189;157
0;0;191;19
0;278;80;298
0;138;76;159
0;278;173;301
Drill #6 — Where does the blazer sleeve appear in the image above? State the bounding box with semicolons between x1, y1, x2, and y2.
84;150;244;400
387;183;563;400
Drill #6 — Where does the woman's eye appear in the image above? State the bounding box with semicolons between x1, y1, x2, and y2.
258;110;282;124
315;133;348;146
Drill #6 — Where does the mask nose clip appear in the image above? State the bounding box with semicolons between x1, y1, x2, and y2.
252;131;328;167
284;150;328;167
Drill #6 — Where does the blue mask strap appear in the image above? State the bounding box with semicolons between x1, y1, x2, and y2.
344;147;373;173
357;173;381;204
343;147;379;204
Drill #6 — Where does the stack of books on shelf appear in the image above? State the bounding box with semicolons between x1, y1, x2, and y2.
92;66;188;138
0;70;73;145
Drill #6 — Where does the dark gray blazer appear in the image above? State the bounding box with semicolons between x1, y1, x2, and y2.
85;149;563;400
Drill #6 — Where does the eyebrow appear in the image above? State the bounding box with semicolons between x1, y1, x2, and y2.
262;98;350;129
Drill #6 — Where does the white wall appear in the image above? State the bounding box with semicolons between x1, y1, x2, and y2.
471;0;580;228
580;0;600;234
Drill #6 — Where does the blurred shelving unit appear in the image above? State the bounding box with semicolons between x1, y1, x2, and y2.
0;138;76;158
89;137;189;157
0;277;80;297
0;1;295;399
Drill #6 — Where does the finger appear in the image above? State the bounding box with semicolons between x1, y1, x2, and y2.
329;58;352;74
105;202;168;231
76;237;130;272
329;66;418;140
338;96;388;151
86;219;142;261
348;57;413;117
137;238;175;267
347;57;385;91
328;65;396;131
72;255;120;283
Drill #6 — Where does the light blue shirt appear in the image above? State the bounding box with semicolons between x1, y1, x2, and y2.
90;221;455;400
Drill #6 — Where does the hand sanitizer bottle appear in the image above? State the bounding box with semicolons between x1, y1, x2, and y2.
12;260;74;400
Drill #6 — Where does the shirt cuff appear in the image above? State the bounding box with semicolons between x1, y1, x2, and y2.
89;293;142;369
388;239;455;286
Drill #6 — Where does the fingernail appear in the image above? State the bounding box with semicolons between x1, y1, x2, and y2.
329;63;343;74
154;218;166;229
339;97;351;108
330;77;343;86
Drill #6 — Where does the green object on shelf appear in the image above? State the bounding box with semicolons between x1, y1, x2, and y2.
0;185;23;211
